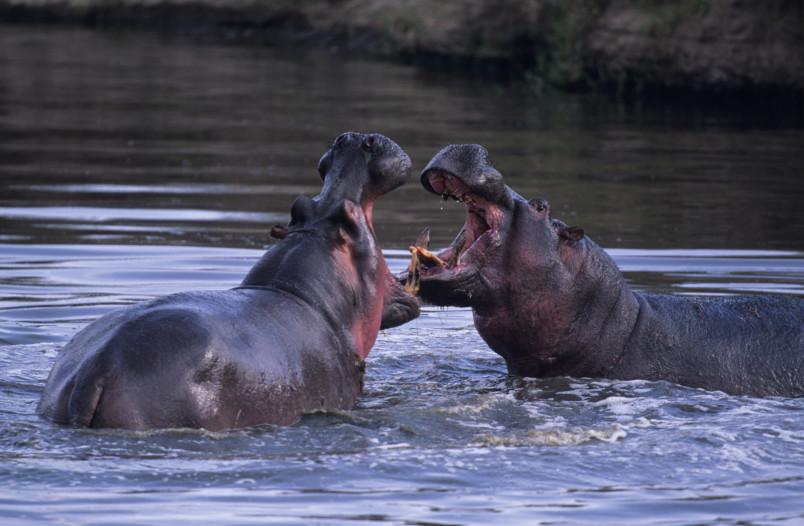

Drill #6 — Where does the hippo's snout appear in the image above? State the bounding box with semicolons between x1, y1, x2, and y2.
420;144;510;208
318;132;411;202
365;133;412;197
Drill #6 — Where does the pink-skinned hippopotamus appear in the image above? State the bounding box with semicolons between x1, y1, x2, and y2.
409;144;803;397
38;132;420;430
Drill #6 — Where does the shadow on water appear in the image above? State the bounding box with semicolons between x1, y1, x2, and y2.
0;24;803;526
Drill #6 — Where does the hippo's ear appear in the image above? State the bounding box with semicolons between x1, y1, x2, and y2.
559;225;585;243
270;225;288;240
289;195;315;227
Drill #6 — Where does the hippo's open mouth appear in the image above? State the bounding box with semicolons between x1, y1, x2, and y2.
405;170;505;294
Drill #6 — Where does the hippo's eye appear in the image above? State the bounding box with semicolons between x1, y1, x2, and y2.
363;135;376;150
529;198;549;213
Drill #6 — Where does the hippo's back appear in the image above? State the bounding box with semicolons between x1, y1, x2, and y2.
624;293;804;396
38;288;362;430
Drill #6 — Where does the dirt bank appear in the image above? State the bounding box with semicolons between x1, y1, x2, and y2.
2;0;802;94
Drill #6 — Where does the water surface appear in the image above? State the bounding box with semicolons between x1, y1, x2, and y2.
1;25;803;526
1;26;803;249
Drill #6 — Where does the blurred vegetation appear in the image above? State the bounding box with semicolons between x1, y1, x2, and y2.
1;0;802;95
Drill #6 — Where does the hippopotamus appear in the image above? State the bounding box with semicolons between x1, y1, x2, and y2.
38;132;420;430
408;144;804;397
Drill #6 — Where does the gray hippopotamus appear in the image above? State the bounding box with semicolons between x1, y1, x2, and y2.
38;132;420;430
409;144;803;397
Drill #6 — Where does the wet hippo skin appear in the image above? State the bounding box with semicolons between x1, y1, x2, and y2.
38;132;420;430
411;144;804;397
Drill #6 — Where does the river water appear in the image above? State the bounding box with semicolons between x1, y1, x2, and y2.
1;25;803;525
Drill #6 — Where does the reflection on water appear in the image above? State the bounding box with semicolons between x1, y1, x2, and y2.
1;24;804;526
1;26;803;250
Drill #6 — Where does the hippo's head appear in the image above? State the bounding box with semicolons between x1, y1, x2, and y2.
250;132;418;355
317;132;412;205
415;144;589;310
412;144;635;373
277;132;412;245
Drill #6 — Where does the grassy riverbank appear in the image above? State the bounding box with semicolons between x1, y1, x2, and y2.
2;0;802;95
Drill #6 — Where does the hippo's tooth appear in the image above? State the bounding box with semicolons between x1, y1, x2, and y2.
404;246;445;295
447;227;466;268
412;246;446;267
405;228;441;295
404;247;420;295
414;226;431;250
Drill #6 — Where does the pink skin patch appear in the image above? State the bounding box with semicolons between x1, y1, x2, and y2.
328;199;392;361
421;171;506;277
351;200;387;361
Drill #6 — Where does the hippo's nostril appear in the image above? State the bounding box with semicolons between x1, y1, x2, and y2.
363;135;376;150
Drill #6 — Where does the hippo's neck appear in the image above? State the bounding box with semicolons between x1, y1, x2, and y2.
241;234;386;360
475;238;641;378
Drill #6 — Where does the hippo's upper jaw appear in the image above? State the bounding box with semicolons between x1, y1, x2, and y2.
284;132;412;237
266;133;414;260
317;132;412;206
